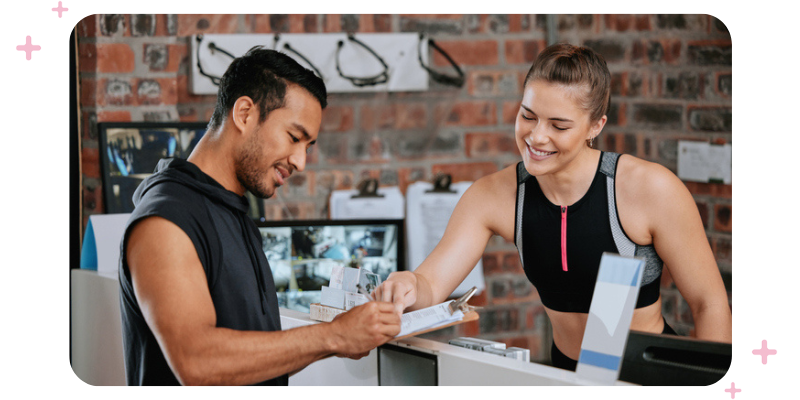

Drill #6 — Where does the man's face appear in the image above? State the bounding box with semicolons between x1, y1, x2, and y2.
234;85;322;199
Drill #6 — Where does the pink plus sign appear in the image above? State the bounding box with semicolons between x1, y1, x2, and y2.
52;2;68;18
753;339;777;364
16;36;41;61
725;382;741;399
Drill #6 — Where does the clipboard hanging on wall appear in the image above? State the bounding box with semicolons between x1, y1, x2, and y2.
329;178;405;220
405;174;485;298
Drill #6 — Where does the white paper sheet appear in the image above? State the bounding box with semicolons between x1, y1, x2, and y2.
330;187;405;220
396;301;464;338
405;181;484;297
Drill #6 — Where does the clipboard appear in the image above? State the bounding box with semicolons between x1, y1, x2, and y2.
394;308;479;341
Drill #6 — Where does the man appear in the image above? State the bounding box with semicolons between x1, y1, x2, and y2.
119;47;401;386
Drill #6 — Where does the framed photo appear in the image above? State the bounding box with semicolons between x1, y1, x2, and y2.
97;122;264;218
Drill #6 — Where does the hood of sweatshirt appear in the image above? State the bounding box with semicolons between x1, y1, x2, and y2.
133;158;250;213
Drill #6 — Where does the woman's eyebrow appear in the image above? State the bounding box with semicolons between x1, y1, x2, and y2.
520;104;573;123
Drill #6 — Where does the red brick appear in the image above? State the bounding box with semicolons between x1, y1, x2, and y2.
372;15;392;32
153;15;175;36
712;236;732;264
467;70;519;97
322;15;341;32
81;147;101;179
177;14;238;36
436;101;497;127
605;14;634;31
465;132;518;158
398;14;462;19
136;78;178;105
321;105;354;132
504;39;544;65
713;204;732;232
431;162;498;183
635;15;652;31
144;43;186;73
482;252;502;275
263;202;317;220
397;167;426;194
361;103;427;131
312;170;354;198
246;15;272;33
96;111;131;122
684;181;732;198
77;15;98;37
502;253;523;274
433;40;498;66
177;75;218;105
78;43;97;73
502;101;520;124
95;43;135;73
80;77;97;106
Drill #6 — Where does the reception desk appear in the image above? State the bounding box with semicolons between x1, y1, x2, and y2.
70;269;630;386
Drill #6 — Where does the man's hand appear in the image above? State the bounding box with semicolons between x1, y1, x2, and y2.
328;302;401;355
371;271;418;316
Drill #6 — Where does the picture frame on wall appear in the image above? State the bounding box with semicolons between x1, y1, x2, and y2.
97;122;265;219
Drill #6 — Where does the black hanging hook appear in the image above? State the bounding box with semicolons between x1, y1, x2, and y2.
283;42;325;81
335;34;390;87
418;33;465;88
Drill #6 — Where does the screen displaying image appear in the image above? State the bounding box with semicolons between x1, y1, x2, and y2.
258;220;404;313
98;122;265;219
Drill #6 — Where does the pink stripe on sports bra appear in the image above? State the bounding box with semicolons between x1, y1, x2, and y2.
561;205;568;271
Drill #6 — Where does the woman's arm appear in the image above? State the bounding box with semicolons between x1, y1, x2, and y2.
621;158;731;342
374;168;516;313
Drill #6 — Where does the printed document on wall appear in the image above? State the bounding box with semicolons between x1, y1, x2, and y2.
330;187;405;220
406;181;484;298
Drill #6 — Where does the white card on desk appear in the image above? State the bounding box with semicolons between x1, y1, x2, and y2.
320;286;346;310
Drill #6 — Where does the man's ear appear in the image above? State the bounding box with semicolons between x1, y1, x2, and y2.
231;96;257;134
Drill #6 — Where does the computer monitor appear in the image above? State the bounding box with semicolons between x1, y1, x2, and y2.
619;330;731;385
256;219;405;313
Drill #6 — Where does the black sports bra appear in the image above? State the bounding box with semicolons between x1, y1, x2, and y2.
514;152;663;313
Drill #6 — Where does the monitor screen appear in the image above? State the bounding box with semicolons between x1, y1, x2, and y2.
256;219;405;313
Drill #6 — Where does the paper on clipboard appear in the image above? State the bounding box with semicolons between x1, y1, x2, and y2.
395;300;478;339
329;187;405;220
405;181;485;297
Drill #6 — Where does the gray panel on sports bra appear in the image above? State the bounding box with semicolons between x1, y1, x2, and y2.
634;245;663;286
602;152;663;286
516;182;526;268
606;175;636;258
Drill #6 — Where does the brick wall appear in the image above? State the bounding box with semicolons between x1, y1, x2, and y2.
77;14;732;364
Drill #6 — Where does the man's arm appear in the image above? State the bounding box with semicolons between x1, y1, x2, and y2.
127;216;400;386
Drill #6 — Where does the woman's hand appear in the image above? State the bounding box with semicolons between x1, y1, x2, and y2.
372;271;418;316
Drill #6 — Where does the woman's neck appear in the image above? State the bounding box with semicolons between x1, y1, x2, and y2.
535;147;601;206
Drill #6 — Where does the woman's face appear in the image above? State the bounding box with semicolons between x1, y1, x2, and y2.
514;79;606;177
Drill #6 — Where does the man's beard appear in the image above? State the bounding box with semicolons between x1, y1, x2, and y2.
234;136;274;199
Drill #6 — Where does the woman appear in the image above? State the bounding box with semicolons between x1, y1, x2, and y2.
373;43;732;371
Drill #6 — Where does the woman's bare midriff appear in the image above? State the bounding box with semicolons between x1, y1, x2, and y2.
546;298;664;360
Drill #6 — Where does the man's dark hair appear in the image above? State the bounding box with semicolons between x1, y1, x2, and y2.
208;46;327;131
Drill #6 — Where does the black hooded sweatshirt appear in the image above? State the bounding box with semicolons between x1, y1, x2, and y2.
118;158;286;386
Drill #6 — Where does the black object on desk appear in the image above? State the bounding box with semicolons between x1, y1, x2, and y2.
619;331;731;386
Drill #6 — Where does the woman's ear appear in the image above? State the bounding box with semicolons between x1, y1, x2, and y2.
231;96;256;133
589;115;608;140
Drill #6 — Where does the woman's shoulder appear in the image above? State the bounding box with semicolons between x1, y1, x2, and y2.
470;163;519;193
616;153;690;201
